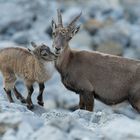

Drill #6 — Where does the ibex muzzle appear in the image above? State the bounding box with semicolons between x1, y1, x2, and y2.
31;42;56;61
52;9;81;55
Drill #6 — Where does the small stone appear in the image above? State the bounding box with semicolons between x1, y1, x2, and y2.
12;31;29;45
70;30;92;49
84;19;103;35
96;41;123;56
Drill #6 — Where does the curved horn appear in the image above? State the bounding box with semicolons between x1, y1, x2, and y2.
68;12;82;28
57;9;63;27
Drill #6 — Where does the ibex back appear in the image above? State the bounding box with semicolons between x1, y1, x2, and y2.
51;9;140;112
0;42;56;109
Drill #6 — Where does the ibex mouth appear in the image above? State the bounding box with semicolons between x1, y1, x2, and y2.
50;51;59;59
54;49;61;55
55;51;60;55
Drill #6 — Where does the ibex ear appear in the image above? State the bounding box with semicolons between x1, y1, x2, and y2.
27;48;34;55
52;19;57;31
72;26;80;35
31;41;37;48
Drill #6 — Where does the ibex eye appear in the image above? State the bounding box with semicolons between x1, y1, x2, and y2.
61;31;65;35
41;50;47;56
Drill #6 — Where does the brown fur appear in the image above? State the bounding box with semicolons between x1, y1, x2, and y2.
0;44;56;109
55;46;140;112
52;10;140;112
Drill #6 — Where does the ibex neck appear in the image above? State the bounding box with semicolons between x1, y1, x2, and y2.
55;45;72;72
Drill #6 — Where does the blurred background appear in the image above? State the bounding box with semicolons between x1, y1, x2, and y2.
0;0;140;110
0;0;140;111
1;0;140;139
1;0;140;58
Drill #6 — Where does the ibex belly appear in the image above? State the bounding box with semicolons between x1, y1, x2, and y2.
93;79;130;104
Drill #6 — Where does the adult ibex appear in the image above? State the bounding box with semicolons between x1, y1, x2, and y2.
0;42;56;109
51;9;140;112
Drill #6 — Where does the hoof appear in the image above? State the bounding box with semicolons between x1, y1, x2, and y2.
38;101;44;106
27;104;34;110
79;107;85;110
21;98;26;103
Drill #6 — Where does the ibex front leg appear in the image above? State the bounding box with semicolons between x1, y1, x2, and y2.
13;86;26;103
26;85;34;109
78;80;94;111
4;88;14;103
83;92;94;112
79;94;85;110
37;83;45;106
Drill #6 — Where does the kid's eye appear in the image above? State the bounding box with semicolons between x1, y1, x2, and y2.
52;32;56;37
41;50;48;56
61;31;66;36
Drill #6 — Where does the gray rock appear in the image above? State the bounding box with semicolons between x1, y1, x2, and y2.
121;0;140;23
123;48;138;59
38;110;99;140
70;30;92;50
90;19;132;56
101;116;140;140
0;41;17;49
129;26;140;58
31;125;69;140
12;31;29;45
0;1;33;35
101;7;124;21
84;19;103;35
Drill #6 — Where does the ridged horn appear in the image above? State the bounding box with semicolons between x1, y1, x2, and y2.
57;9;63;27
68;12;82;28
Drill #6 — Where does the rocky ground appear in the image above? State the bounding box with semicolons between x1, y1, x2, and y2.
0;0;140;139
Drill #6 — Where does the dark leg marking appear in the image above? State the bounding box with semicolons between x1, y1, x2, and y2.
37;83;45;106
13;86;26;103
4;88;14;103
128;93;140;113
26;85;34;110
83;92;94;112
79;94;85;110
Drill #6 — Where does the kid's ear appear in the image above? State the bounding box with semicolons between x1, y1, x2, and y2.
27;47;34;55
28;48;31;52
31;41;37;48
52;19;57;31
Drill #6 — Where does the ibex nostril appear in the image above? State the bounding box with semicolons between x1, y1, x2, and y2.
55;48;61;51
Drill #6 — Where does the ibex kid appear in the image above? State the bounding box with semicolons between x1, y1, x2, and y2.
0;42;56;109
51;9;140;112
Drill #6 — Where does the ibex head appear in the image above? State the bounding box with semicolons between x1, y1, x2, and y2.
31;42;57;61
52;9;81;55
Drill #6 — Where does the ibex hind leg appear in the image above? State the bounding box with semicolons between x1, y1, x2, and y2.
24;79;35;109
13;86;26;103
3;72;16;103
129;91;140;113
37;83;45;106
4;88;14;103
